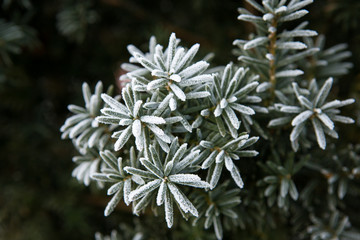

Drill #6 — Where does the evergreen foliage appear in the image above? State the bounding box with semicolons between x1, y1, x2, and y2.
60;1;359;239
56;1;98;43
0;1;37;83
1;0;359;239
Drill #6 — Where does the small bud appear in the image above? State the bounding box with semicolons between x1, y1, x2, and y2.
266;53;275;61
268;26;277;33
313;108;322;114
263;13;274;21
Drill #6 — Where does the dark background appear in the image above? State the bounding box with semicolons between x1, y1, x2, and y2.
1;0;359;239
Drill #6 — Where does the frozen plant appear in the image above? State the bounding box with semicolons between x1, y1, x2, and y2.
61;1;359;239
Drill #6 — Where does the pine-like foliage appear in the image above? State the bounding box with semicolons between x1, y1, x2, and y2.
61;1;359;239
60;81;116;186
56;1;98;43
0;2;37;83
269;78;354;150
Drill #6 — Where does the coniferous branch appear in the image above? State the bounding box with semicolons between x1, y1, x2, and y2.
203;62;268;137
269;78;354;150
195;132;259;189
61;81;115;152
192;181;241;240
257;152;305;209
56;1;98;43
305;144;360;200
56;1;359;239
97;84;172;152
307;211;360;240
0;18;37;66
124;138;209;228
301;35;353;81
71;144;105;187
121;33;213;110
233;0;318;99
91;148;144;216
61;81;117;186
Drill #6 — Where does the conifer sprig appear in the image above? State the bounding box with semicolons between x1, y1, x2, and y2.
124;138;210;228
71;146;104;187
269;78;354;150
233;0;318;96
301;35;353;80
257;152;305;209
192;181;241;239
91;148;144;216
96;84;172;152
122;33;213;111
205;63;267;137
61;81;114;152
58;1;358;238
195;132;259;189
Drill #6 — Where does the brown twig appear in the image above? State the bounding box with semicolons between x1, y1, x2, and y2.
268;17;278;101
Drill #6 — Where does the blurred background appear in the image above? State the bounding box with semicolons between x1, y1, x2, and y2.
1;0;359;239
